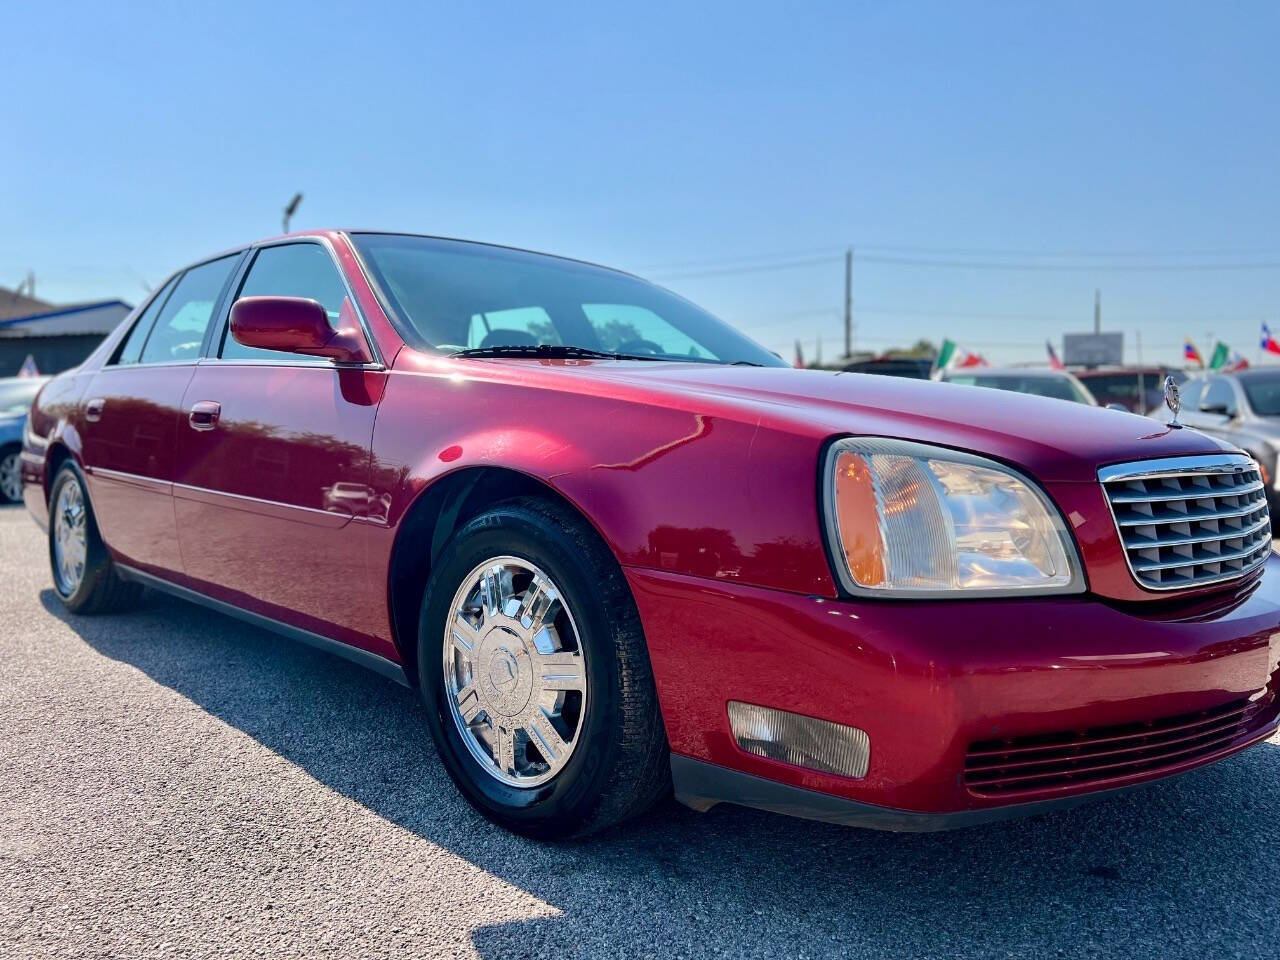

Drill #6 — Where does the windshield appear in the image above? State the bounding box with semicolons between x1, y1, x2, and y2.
1241;373;1280;416
946;374;1094;404
351;234;785;366
0;379;44;418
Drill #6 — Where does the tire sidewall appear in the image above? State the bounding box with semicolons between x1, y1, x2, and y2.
0;445;21;504
419;505;623;833
48;461;107;610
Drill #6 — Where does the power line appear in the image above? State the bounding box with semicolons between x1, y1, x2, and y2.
649;252;1280;281
650;255;842;281
855;254;1280;272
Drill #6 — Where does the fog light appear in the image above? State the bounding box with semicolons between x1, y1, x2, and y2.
727;701;870;779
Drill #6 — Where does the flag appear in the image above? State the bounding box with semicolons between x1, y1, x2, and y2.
16;355;39;378
1208;342;1229;370
1262;323;1280;356
1045;340;1064;371
793;340;805;369
1211;342;1249;372
933;339;987;378
1184;339;1204;367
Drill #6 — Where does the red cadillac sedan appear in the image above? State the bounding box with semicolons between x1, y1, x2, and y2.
21;231;1280;838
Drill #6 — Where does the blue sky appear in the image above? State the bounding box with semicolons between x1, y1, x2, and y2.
4;0;1278;365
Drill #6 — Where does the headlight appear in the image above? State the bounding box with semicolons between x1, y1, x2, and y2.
822;437;1083;597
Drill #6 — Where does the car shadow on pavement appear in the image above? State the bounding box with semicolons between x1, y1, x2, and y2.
42;587;1280;960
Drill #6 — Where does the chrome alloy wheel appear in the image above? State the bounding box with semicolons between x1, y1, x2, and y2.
443;557;588;788
0;451;20;502
52;477;88;596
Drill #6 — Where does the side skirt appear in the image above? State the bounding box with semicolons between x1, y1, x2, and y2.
116;563;411;688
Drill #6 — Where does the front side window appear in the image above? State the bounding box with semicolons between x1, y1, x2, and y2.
114;275;178;365
221;243;348;361
351;233;784;366
1199;377;1237;414
138;255;239;364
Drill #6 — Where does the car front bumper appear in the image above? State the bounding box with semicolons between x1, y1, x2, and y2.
626;558;1280;830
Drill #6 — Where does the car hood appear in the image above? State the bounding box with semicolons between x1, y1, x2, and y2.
550;362;1235;484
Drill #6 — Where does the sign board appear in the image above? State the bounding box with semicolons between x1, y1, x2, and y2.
1063;332;1123;367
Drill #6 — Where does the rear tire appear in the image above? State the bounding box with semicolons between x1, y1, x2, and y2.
418;497;669;839
48;462;141;615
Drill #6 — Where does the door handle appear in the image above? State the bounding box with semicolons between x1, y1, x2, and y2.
188;400;221;432
85;398;105;423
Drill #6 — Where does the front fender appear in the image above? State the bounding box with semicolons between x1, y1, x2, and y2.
370;367;837;597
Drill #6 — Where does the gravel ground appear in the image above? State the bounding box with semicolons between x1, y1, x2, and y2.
1;504;1277;960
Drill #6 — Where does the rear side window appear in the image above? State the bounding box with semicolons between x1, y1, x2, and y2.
220;243;348;361
138;255;239;364
114;275;178;365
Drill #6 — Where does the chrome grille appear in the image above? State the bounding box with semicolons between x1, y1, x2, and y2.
1099;454;1271;591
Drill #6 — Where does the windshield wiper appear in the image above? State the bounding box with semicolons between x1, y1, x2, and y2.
450;344;669;362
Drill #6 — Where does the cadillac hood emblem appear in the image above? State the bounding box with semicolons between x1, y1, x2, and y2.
1164;375;1182;428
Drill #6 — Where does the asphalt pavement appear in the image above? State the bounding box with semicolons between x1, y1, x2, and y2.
1;504;1278;960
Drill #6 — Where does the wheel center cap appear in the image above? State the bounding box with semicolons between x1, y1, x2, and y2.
477;628;533;718
489;649;519;693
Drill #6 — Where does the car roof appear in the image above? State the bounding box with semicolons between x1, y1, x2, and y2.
946;367;1068;378
1231;368;1280;382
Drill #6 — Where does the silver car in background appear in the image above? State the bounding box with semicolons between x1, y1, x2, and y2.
938;367;1097;405
0;377;49;504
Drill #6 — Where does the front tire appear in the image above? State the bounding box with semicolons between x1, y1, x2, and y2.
418;497;669;839
48;462;140;615
0;445;22;504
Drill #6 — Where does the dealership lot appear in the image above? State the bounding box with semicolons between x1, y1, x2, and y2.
0;506;1277;960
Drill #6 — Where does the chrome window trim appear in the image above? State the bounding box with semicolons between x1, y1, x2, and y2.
1098;452;1271;592
192;357;386;372
209;235;386;368
93;359;202;371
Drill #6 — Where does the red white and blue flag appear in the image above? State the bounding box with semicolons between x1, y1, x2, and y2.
1045;340;1064;370
1262;323;1280;356
1184;339;1203;367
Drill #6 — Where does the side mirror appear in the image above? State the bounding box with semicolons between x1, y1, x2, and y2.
229;296;371;364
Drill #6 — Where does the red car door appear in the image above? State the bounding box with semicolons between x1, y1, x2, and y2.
79;254;242;575
172;240;394;658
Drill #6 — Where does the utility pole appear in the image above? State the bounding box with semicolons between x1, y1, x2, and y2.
844;248;853;358
1136;330;1144;410
1093;289;1101;335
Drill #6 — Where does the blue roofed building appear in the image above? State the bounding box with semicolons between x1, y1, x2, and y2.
0;290;132;377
